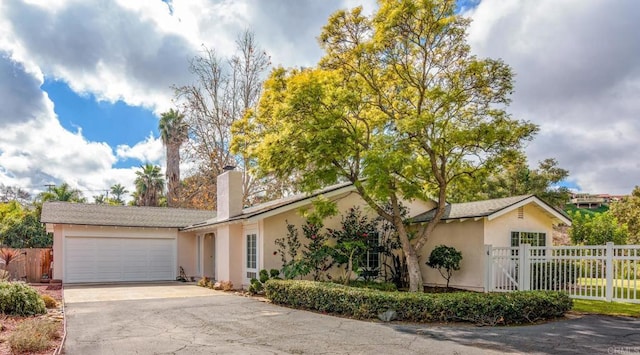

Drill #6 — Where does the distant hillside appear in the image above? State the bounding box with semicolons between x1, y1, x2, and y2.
564;204;609;216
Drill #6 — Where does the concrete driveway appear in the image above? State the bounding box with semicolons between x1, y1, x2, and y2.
63;283;500;354
63;284;640;354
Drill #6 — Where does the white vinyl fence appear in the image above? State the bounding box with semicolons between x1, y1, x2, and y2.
485;242;640;303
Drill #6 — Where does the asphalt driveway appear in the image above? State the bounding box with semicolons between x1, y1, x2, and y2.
63;283;640;354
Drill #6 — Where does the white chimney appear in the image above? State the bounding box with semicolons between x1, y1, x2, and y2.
217;166;243;221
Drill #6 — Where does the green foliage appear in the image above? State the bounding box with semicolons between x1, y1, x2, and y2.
39;183;86;203
0;202;51;247
134;163;165;207
346;280;397;292
451;153;570;208
300;222;333;281
234;0;538;292
564;204;609;216
426;245;463;288
327;207;378;284
274;222;309;279
569;210;628;245
8;317;58;353
0;282;46;316
249;269;282;294
265;280;571;326
610;186;640;244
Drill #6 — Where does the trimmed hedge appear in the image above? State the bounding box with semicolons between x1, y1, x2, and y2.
265;280;572;326
0;282;46;316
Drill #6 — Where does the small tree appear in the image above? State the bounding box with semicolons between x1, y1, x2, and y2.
426;245;462;288
569;211;628;245
327;207;377;285
274;222;308;279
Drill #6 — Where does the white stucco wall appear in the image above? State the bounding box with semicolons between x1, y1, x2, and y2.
484;204;555;247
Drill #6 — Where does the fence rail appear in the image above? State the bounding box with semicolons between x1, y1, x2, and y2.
485;243;639;303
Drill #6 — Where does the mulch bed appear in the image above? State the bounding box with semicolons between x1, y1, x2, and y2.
0;284;65;355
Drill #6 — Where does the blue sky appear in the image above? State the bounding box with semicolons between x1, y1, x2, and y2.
42;80;158;169
1;0;639;201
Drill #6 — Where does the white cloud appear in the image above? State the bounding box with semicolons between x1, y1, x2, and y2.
1;0;638;200
467;0;640;194
116;133;164;165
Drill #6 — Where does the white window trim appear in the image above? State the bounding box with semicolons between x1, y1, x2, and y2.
244;228;259;284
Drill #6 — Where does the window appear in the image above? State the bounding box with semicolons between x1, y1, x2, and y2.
363;232;380;278
511;231;546;256
246;233;257;279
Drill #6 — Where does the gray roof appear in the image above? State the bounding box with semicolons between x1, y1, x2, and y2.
41;202;216;228
411;195;534;223
183;182;354;230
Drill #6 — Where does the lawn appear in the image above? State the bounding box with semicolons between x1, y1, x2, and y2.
573;277;639;300
572;299;640;317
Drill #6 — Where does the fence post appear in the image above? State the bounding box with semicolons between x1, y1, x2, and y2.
484;245;492;292
521;244;531;291
605;242;614;302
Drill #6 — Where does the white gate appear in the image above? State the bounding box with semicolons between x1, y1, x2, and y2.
485;242;640;303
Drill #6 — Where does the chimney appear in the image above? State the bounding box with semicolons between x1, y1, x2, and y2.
217;166;243;221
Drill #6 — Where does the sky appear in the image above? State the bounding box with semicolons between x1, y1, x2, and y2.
0;0;638;202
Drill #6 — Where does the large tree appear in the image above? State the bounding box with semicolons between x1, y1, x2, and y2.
610;186;640;244
39;183;86;203
175;30;274;208
450;152;570;208
0;201;50;248
159;108;188;207
134;164;165;207
234;0;537;292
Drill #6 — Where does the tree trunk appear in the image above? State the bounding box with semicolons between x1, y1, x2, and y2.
166;143;181;207
395;220;424;292
405;246;423;292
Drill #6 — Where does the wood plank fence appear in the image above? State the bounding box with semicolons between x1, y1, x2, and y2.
2;248;53;283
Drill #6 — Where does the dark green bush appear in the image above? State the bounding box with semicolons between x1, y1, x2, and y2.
265;280;572;325
0;282;46;316
346;280;397;292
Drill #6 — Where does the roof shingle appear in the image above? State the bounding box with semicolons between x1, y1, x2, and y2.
41;202;215;228
411;195;533;223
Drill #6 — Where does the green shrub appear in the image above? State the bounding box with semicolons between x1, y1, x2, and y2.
347;280;397;292
265;280;572;326
0;282;46;316
41;294;58;308
426;245;462;288
9;318;58;353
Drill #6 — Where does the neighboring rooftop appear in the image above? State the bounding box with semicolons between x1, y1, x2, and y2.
412;195;534;223
41;202;216;228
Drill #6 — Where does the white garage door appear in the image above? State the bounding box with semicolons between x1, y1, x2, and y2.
65;237;176;283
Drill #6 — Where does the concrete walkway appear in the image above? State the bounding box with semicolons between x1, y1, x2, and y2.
63;283;501;354
64;282;218;303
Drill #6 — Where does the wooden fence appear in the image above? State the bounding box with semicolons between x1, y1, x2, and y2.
3;248;53;283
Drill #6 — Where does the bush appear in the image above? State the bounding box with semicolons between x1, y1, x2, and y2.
9;318;59;353
265;280;572;326
347;280;397;292
41;294;58;309
0;282;46;316
426;245;462;288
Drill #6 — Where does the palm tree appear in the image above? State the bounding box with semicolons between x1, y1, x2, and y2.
40;183;86;203
93;194;106;204
134;164;165;207
109;183;129;205
159;108;188;207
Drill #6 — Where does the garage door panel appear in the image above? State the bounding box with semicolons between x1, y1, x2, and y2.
65;237;176;283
